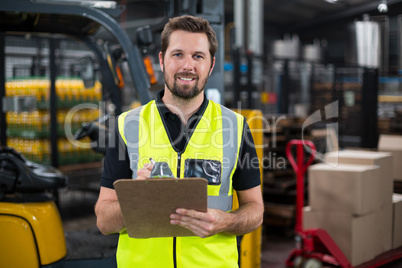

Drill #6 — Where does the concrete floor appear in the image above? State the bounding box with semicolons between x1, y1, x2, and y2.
261;234;295;268
60;189;118;261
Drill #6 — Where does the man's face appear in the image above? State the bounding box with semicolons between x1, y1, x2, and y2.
159;30;215;100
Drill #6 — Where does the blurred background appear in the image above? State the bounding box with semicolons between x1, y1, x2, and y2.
1;1;402;267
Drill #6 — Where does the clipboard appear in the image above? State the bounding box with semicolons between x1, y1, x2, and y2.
114;177;208;238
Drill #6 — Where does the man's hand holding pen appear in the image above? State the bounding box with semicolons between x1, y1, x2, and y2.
136;162;154;180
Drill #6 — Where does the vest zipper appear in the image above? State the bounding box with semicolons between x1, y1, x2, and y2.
173;152;181;268
173;237;177;268
177;153;181;178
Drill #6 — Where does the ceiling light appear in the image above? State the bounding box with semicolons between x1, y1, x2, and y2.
324;0;338;3
378;0;388;13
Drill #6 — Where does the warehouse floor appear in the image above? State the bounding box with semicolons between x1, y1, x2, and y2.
59;189;402;268
261;234;294;268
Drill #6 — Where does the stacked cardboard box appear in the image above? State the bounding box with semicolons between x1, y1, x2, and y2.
303;205;391;266
392;194;402;249
378;135;402;182
325;150;393;206
304;150;394;266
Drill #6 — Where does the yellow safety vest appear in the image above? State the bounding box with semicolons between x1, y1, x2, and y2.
116;99;244;268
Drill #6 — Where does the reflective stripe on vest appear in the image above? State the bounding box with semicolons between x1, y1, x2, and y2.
118;106;143;177
116;100;244;268
210;105;241;211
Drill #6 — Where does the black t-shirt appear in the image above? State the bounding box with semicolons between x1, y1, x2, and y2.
100;91;260;191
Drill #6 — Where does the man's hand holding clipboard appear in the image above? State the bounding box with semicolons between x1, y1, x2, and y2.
114;159;208;238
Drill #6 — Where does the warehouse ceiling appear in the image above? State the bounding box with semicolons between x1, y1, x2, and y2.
224;0;402;33
3;0;402;45
3;0;402;36
120;0;402;39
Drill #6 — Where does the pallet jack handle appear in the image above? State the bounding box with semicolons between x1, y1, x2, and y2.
286;139;316;234
285;140;353;268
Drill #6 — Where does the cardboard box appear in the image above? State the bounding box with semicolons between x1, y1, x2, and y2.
308;164;381;216
378;135;402;181
377;203;393;254
392;194;402;249
324;150;393;206
303;206;391;266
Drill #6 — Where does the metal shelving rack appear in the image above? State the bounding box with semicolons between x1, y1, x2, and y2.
310;65;379;149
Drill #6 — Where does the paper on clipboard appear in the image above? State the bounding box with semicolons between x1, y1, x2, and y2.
114;177;208;238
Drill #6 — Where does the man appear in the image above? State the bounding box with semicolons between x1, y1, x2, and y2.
95;15;264;267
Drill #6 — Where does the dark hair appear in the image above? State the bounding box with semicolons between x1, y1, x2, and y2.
161;15;218;61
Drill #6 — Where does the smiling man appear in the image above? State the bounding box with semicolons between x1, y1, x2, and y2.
162;30;212;101
95;15;264;268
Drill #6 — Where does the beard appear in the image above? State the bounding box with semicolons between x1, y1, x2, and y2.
163;66;210;100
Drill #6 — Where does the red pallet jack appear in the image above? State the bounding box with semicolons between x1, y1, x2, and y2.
285;140;352;268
